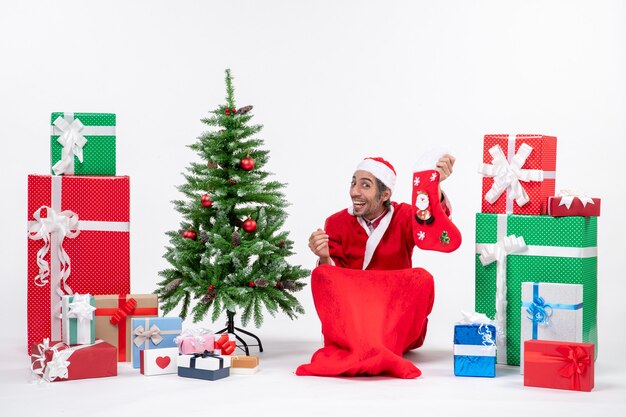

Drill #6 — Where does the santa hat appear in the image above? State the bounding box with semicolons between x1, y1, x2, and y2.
355;157;397;192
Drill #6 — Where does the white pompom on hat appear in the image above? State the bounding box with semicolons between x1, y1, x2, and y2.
355;157;397;192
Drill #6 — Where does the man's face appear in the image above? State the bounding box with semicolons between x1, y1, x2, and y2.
350;170;390;220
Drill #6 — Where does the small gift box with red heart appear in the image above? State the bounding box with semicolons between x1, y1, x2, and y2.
547;190;601;217
140;347;179;376
214;333;237;355
174;328;215;354
524;340;594;392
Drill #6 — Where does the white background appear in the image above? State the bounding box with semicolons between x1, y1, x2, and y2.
1;0;625;415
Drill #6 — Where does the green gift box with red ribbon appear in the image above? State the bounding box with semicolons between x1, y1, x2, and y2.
50;112;116;176
474;213;597;366
94;294;159;362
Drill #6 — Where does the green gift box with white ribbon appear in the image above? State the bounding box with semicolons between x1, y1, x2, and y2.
61;294;96;346
474;213;597;366
50;112;116;176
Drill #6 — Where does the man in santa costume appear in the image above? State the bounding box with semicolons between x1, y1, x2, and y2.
297;155;457;378
308;155;455;270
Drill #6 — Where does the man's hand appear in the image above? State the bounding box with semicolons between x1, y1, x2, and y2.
309;228;332;264
436;154;455;182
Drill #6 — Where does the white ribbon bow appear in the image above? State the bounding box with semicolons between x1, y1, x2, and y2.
457;311;497;347
458;311;493;325
52;116;88;175
30;338;71;383
133;324;163;347
28;206;80;292
45;349;72;381
557;189;595;209
67;293;95;323
479;143;544;208
478;235;527;351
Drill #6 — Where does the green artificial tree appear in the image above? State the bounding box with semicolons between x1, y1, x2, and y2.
156;69;309;345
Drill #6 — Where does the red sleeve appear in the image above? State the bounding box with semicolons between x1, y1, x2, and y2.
325;215;348;268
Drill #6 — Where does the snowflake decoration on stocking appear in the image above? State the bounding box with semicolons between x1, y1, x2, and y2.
414;177;420;187
417;231;426;241
430;172;437;182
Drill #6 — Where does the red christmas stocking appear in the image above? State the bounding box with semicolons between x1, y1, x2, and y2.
411;169;462;252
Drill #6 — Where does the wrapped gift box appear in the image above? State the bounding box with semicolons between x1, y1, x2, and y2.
547;195;601;217
27;175;130;354
178;352;231;381
524;340;594;391
174;329;215;354
520;282;583;374
475;213;597;365
50;112;116;176
230;355;259;375
94;294;158;362
140;347;179;376
62;294;95;345
30;339;117;382
131;317;182;368
479;134;557;215
453;324;496;377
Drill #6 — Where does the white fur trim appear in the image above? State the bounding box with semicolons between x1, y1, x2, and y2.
360;205;394;270
356;159;396;191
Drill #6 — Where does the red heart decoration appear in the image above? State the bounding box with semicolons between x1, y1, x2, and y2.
156;356;171;369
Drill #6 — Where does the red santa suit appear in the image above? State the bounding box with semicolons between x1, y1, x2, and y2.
325;199;451;270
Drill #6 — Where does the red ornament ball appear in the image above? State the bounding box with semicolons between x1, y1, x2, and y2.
209;285;214;290
242;218;257;233
240;156;255;171
201;194;213;208
182;228;197;240
275;282;283;288
248;281;255;288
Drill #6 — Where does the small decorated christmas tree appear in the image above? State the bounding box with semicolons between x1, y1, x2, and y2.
156;69;308;330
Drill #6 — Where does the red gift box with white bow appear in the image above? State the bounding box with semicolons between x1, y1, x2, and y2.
479;134;557;215
524;339;594;392
548;191;601;217
27;175;130;354
30;339;117;382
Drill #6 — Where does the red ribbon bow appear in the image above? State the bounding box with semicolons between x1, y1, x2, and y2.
214;334;236;355
109;297;137;325
556;345;590;390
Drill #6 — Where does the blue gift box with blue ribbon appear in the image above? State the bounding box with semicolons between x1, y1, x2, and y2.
454;323;497;377
131;317;183;369
520;282;583;373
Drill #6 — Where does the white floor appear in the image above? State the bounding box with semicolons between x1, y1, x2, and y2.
2;335;625;417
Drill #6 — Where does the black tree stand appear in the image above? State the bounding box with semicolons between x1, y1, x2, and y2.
215;310;263;356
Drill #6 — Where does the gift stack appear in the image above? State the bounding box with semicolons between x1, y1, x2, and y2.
173;330;259;380
27;112;180;382
474;134;598;391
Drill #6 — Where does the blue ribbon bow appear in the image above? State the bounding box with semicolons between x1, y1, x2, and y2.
522;282;583;340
